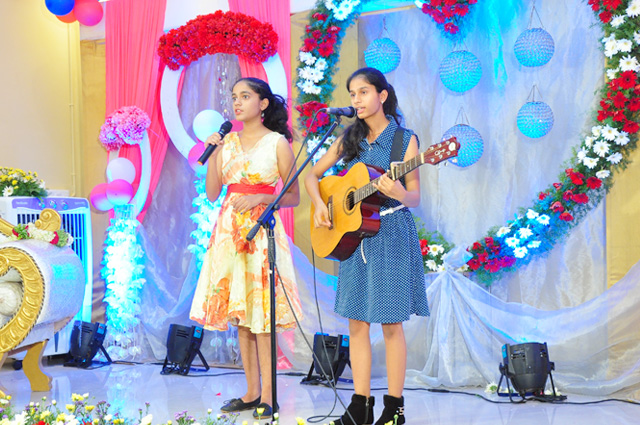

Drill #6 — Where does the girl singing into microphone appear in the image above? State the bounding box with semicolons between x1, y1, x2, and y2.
190;77;303;419
305;67;429;425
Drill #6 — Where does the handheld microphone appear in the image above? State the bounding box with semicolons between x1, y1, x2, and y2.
197;121;233;165
320;106;356;118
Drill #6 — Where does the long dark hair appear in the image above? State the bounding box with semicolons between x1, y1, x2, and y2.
234;77;292;142
340;67;401;163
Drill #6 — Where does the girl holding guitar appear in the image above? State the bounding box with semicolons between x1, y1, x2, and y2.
304;68;430;425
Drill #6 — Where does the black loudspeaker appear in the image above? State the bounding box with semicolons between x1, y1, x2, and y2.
64;321;111;368
498;342;561;400
301;333;350;385
161;324;209;375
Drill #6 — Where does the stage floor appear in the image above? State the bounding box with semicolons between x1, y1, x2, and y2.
3;362;639;425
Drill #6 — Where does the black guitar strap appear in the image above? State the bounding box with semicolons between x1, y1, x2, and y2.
390;126;406;163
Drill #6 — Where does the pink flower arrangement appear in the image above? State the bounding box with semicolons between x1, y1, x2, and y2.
99;106;151;151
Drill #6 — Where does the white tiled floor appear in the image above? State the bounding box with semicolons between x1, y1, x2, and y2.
3;362;639;425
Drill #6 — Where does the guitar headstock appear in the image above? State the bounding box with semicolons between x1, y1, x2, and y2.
422;136;460;165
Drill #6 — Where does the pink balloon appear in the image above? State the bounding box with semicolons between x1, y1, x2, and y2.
106;179;134;206
90;183;113;211
74;0;103;26
188;142;206;172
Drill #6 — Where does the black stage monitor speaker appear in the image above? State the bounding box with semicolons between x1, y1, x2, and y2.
161;324;209;375
301;333;350;385
64;321;111;368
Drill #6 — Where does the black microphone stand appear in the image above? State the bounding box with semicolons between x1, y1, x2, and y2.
245;117;342;418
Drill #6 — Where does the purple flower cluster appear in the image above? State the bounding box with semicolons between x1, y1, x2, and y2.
99;106;151;151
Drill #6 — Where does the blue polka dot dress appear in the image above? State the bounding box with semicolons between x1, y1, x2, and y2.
335;118;430;323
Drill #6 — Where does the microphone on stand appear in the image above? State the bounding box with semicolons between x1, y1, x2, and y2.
197;121;234;165
319;106;356;118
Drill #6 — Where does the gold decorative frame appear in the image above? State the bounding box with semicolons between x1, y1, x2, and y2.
0;208;62;395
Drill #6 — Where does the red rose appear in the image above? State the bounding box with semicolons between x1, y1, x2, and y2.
468;258;481;271
623;120;640;133
553;182;563;190
559;212;574;221
420;239;429;255
551;201;565;213
572;193;589;204
599;11;612;23
612;91;628;109
50;232;60;245
485;237;494;247
472;242;483;251
562;190;574;201
539;192;548;200
586;176;602;189
478;252;489;263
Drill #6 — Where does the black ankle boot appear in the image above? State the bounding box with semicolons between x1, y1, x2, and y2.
374;395;405;425
334;394;375;425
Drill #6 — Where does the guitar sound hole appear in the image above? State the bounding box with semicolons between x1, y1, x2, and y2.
345;191;356;214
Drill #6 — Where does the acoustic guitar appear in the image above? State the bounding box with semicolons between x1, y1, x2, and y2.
310;137;460;260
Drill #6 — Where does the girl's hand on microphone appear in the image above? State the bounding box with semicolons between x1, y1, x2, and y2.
205;132;224;148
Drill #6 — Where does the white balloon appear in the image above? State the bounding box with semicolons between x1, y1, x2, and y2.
106;157;136;183
193;109;225;142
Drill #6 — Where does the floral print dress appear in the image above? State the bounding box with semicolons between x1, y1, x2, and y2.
190;131;302;334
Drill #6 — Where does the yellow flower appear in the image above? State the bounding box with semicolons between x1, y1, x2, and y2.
66;404;75;412
93;419;99;424
296;418;306;425
86;405;95;412
12;180;17;185
5;395;10;400
255;407;265;416
40;411;52;419
57;413;67;421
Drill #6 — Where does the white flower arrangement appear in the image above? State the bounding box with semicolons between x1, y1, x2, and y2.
325;0;361;21
6;222;73;248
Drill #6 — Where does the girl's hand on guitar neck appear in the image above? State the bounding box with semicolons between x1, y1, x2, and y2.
313;202;332;228
373;173;407;203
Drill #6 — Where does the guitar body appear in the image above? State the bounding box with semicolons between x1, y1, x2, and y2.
310;162;385;261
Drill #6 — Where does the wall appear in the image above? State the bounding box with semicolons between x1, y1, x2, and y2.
0;1;82;195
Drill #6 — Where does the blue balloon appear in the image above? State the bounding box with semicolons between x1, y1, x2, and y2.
45;0;75;16
442;124;484;168
517;101;554;138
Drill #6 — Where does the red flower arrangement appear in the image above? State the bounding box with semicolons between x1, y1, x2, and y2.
295;101;330;136
301;21;341;58
419;0;479;34
597;71;640;132
157;11;278;70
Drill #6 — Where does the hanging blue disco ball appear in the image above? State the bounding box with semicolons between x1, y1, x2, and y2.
517;101;554;138
364;37;401;74
439;50;482;93
514;28;555;67
442;124;484;168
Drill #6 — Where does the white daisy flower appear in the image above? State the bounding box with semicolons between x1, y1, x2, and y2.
299;66;324;83
614;132;630;146
514;246;528;259
584;136;596;147
602;33;616;44
606;68;618;80
577;148;588;161
616;39;633;53
591;126;603;137
634;31;640;45
593;140;610;157
526;209;539;220
611;15;625;28
429;244;444;255
425;259;438;271
518;227;533;239
2;186;13;197
527;240;541;249
619;55;640;72
604;45;618;59
601;125;619;141
505;236;520;249
437;264;446;272
608;152;623;164
315;58;328;71
299;51;316;66
496;226;511;237
297;79;321;95
537;215;550;226
583;157;599;169
596;169;611;179
627;1;640;18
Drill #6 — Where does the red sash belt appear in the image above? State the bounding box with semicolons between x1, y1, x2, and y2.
227;183;275;195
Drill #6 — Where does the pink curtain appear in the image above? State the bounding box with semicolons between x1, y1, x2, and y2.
228;0;295;239
105;0;168;222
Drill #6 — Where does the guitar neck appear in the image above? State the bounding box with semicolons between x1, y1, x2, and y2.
352;138;459;205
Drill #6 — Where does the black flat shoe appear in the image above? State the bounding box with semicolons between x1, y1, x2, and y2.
252;402;279;419
220;396;261;412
